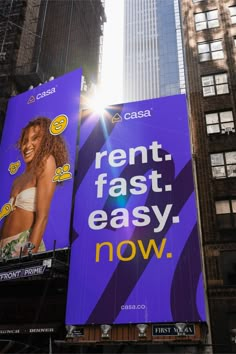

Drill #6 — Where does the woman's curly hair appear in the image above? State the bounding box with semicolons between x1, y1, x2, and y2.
18;117;69;175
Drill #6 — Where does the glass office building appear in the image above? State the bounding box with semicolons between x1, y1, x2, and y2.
123;0;185;102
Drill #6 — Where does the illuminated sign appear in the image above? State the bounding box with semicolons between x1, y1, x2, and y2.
0;68;82;258
0;265;46;281
152;324;195;336
66;95;206;325
0;327;56;334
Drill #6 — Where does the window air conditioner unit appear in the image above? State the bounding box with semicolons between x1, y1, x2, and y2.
222;126;235;134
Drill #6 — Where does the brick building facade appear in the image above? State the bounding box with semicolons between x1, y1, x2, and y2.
180;0;236;352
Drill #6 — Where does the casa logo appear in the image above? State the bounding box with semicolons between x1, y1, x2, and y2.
124;109;151;120
27;87;56;104
112;113;122;123
112;109;151;123
27;96;35;104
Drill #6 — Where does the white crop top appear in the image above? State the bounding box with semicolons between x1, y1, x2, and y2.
9;187;37;212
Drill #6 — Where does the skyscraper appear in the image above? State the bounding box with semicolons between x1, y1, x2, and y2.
123;0;185;102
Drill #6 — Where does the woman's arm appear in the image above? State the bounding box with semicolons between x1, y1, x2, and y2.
28;155;56;252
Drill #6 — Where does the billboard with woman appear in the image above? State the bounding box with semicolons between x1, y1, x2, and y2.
0;68;82;257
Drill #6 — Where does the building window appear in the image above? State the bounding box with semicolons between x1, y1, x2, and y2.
229;6;236;24
205;111;235;134
194;10;219;31
198;40;224;62
221;252;236;286
211;151;236;178
202;73;229;97
215;199;236;228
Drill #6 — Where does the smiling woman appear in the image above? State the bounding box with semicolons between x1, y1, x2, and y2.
0;117;69;258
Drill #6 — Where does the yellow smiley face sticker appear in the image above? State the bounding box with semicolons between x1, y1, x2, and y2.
52;163;72;183
49;114;68;135
8;160;21;175
0;203;12;221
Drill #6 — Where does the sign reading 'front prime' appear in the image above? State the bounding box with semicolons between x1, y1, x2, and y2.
66;95;206;325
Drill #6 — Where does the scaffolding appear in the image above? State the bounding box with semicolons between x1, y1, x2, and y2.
0;0;25;82
0;1;25;65
15;0;45;81
0;0;106;139
0;0;45;91
0;0;27;137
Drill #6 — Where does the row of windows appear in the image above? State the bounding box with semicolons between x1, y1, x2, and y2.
202;74;235;178
208;110;235;224
193;1;236;231
194;7;236;32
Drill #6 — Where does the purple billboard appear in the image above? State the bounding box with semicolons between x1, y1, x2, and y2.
0;68;82;258
66;95;206;324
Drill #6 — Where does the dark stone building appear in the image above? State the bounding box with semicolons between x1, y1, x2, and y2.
180;0;236;352
0;0;106;138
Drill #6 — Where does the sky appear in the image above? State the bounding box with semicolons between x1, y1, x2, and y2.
100;0;124;105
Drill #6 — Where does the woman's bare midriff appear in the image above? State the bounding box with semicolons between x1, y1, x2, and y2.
1;207;35;239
